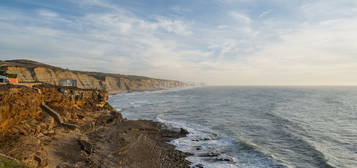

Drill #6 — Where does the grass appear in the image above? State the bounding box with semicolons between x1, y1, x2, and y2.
0;156;29;168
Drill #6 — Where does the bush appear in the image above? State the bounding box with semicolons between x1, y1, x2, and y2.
6;74;17;78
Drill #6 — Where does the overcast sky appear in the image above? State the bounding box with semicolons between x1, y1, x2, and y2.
1;0;357;85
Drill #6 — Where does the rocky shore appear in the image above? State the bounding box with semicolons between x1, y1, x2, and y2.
0;84;191;168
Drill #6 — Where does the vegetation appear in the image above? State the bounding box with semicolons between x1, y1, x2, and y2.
2;59;56;69
0;156;29;168
0;70;5;76
0;70;17;78
5;74;17;78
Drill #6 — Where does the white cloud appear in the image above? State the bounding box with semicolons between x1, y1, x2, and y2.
170;6;192;13
37;9;58;17
217;25;228;29
1;0;357;85
155;17;193;36
229;11;251;25
0;2;196;79
259;10;271;18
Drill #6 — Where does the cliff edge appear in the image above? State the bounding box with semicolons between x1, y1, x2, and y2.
0;59;189;94
0;84;190;168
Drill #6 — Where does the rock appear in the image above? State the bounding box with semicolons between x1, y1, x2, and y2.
0;83;191;168
194;163;205;168
77;139;95;155
192;137;210;142
199;152;220;157
215;157;234;162
34;155;47;167
180;128;189;136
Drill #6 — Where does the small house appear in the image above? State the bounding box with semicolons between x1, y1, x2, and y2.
0;75;8;83
0;70;18;83
59;79;77;87
6;73;18;83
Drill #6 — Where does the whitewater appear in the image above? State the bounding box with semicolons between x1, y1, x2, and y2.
110;86;357;168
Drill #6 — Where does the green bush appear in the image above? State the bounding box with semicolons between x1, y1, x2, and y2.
6;74;17;78
0;70;5;76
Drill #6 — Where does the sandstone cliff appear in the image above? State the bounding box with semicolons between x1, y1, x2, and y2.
0;84;111;167
0;84;190;168
0;60;189;94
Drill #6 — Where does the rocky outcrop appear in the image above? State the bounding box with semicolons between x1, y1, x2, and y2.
0;84;190;168
0;60;189;94
0;84;110;167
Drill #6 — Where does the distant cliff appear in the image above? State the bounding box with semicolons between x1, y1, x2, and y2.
0;59;189;94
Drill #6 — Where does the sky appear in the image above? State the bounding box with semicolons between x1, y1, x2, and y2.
0;0;357;85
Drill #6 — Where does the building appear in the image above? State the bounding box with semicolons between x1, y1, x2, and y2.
6;73;18;84
0;70;17;83
8;78;18;83
59;79;77;87
0;75;8;83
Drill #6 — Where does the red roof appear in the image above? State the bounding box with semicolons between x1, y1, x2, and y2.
8;78;17;83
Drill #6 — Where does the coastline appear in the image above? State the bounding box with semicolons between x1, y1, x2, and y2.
46;118;191;168
0;84;191;168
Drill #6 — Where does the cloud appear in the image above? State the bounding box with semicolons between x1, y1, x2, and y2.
155;17;193;36
258;10;271;18
0;2;196;78
229;11;251;24
170;6;192;14
1;0;357;85
37;9;58;17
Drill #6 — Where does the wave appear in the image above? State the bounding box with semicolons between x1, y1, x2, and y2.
109;86;351;168
113;86;198;97
264;112;335;168
155;114;288;168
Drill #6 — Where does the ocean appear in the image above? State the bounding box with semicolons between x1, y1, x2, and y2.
109;86;357;168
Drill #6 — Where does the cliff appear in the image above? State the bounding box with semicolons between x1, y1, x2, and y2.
0;59;189;94
0;84;111;167
0;84;190;168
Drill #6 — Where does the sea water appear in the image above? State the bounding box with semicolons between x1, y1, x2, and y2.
109;86;357;168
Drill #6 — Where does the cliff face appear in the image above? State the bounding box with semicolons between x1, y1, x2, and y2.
0;84;112;167
0;60;188;94
0;85;109;139
0;85;189;168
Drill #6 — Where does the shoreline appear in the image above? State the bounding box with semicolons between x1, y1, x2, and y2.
0;84;191;168
47;117;192;168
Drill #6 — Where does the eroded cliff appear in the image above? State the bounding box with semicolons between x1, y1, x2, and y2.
0;84;112;167
0;84;190;168
0;60;189;94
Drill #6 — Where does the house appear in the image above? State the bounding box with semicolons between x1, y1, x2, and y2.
8;78;18;83
0;70;18;83
6;73;18;84
59;79;77;87
0;75;8;83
